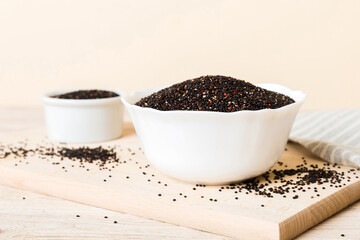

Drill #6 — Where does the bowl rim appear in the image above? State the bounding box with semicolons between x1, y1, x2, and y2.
121;83;306;116
42;89;126;107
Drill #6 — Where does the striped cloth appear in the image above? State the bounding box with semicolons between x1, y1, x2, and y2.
289;109;360;168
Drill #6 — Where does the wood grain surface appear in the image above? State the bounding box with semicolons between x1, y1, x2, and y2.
0;110;359;239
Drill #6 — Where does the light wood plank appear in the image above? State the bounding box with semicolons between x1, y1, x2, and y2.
0;108;358;237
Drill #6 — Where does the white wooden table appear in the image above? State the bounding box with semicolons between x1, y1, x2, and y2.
0;107;359;240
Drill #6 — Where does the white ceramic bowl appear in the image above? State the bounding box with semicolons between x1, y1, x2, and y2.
122;83;306;185
42;89;124;143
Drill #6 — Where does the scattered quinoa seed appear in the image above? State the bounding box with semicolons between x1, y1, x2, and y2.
1;137;359;205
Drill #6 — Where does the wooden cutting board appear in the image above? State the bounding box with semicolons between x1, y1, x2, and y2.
0;123;359;240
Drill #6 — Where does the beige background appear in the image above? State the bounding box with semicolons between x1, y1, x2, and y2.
0;0;359;111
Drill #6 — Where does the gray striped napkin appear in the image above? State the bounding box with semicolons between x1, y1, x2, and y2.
289;109;360;168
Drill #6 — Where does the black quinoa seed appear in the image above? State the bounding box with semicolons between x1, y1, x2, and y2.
2;138;359;204
52;90;119;99
57;146;119;169
135;75;295;112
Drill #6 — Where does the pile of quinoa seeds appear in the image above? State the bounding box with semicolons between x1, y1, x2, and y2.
52;90;119;99
135;75;295;112
1;140;359;204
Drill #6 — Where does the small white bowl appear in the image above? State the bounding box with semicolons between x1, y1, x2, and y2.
42;89;124;143
122;83;306;185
